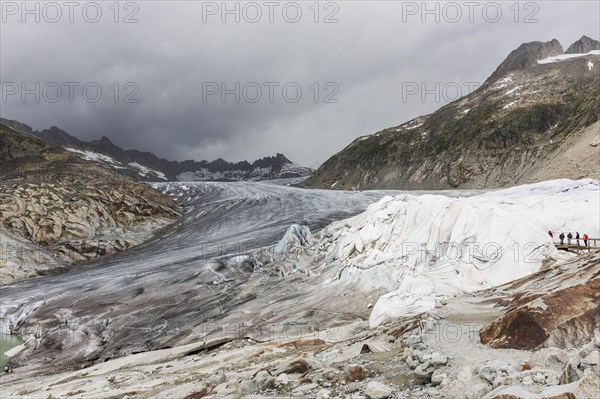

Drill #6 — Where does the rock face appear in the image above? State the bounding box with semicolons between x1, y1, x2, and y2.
480;253;600;350
480;279;600;350
565;35;600;54
0;123;181;283
0;124;48;161
304;37;600;190
0;117;34;135
1;181;180;253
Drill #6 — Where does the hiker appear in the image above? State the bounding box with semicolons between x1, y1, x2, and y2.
576;232;580;246
548;231;554;239
3;365;8;374
583;233;589;247
567;232;572;244
559;233;565;245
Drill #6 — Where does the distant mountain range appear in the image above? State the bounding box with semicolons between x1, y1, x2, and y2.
0;118;313;182
304;35;600;190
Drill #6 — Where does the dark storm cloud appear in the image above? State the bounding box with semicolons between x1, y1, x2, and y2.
1;1;598;166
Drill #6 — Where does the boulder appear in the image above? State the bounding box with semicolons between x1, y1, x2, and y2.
582;350;599;365
254;370;274;391
364;381;393;399
431;369;447;387
237;380;257;396
559;362;582;385
530;347;569;371
430;352;448;366
207;370;227;386
275;373;290;386
345;364;370;382
465;383;491;399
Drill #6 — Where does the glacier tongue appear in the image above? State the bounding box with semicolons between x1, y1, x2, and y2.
307;179;599;328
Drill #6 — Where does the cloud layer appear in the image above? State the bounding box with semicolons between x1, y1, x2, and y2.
1;1;598;165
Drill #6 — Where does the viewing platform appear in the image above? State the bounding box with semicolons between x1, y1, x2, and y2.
554;237;599;254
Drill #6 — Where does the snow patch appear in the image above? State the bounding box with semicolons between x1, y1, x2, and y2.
505;86;521;96
128;162;167;180
493;75;513;89
405;123;423;130
65;148;124;168
537;50;600;64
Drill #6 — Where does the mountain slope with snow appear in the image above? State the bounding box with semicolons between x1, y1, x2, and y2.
304;36;600;190
0;118;313;182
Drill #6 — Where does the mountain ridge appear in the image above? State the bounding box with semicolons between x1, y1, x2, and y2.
304;36;600;190
0;117;312;182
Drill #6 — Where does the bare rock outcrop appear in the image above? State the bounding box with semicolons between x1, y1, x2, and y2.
480;259;600;350
0;123;181;283
565;35;600;54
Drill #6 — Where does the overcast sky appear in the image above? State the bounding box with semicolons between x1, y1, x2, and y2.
1;1;598;166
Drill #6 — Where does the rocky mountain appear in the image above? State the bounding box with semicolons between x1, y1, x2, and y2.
487;39;564;83
565;35;600;54
0;123;181;283
175;153;313;182
304;36;600;190
0;118;313;182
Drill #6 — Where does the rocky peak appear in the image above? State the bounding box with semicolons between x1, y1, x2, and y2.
252;153;291;169
0;117;34;135
34;126;83;147
565;35;600;54
487;39;563;82
89;136;123;154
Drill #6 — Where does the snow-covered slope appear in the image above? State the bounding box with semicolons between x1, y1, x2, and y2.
65;148;168;180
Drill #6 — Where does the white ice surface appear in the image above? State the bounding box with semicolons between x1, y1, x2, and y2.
307;179;599;327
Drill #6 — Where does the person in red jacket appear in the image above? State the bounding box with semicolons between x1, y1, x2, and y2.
548;231;554;239
583;233;589;247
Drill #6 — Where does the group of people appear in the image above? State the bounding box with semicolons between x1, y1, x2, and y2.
549;231;590;247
